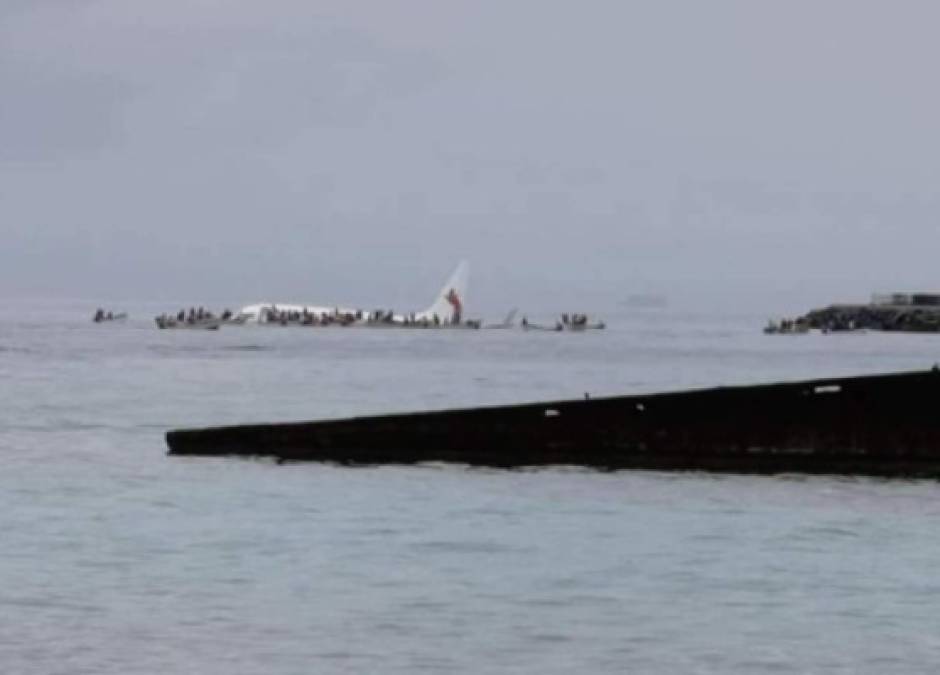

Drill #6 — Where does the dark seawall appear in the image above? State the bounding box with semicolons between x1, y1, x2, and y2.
167;369;940;477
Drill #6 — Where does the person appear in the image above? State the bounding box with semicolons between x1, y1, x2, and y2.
445;289;462;324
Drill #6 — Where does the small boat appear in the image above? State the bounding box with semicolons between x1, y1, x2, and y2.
564;320;605;331
93;310;128;323
155;316;222;330
561;313;605;331
521;317;563;332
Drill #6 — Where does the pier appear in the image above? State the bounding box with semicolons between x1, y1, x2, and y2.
167;369;940;477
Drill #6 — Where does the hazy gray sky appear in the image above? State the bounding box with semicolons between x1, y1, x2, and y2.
3;1;939;312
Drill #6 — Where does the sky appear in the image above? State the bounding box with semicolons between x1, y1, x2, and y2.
2;0;939;314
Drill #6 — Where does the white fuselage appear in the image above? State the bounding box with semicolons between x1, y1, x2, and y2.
234;261;470;327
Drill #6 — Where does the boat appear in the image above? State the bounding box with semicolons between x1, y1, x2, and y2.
155;316;223;330
168;368;940;477
561;314;605;331
521;317;562;332
93;310;127;323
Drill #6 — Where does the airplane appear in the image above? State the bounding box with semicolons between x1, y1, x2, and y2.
233;261;472;327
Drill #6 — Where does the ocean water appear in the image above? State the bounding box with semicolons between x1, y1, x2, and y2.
3;301;940;674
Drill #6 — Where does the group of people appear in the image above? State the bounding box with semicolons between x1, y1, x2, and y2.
521;312;606;331
155;307;234;328
561;313;590;327
764;318;810;334
259;305;464;328
366;309;401;325
92;308;124;323
370;311;451;328
261;307;361;326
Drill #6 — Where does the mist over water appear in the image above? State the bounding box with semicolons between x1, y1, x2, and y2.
3;303;940;673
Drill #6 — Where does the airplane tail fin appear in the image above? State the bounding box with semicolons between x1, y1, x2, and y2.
417;261;469;323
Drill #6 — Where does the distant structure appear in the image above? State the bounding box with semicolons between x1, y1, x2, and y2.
870;293;940;307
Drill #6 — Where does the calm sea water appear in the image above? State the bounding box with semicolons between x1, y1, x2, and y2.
3;301;940;674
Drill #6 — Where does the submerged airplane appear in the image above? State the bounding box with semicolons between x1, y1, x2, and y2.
234;261;472;327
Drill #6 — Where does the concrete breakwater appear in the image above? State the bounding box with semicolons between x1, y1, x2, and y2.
168;369;940;478
802;304;940;332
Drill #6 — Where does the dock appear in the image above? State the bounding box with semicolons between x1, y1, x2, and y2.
167;369;940;477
